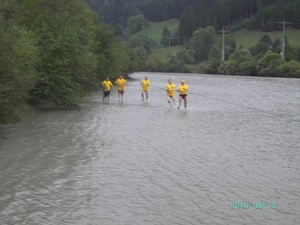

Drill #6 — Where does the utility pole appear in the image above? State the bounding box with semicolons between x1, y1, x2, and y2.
165;36;175;48
218;26;229;61
277;20;291;61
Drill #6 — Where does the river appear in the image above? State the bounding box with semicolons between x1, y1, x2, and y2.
0;72;299;225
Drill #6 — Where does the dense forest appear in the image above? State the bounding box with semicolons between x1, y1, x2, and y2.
0;0;140;124
90;0;300;77
91;0;300;36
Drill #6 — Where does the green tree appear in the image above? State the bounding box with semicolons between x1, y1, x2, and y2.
178;12;189;44
278;60;300;78
216;0;230;28
176;48;194;64
219;50;260;76
126;14;149;35
272;38;281;51
249;42;270;56
127;35;149;70
229;49;252;63
19;0;101;109
178;6;197;44
164;55;190;73
256;52;282;76
208;45;222;60
188;26;217;63
161;27;172;47
252;0;300;30
164;55;178;72
218;60;239;75
259;34;272;45
124;3;142;20
142;0;168;21
0;1;38;123
109;42;139;76
142;35;157;53
195;4;208;28
258;58;284;77
0;0;140;123
145;55;164;72
94;22;121;84
17;0;126;109
206;58;221;74
284;44;298;62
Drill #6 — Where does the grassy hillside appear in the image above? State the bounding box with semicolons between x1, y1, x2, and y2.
138;19;300;62
137;18;300;48
150;46;183;63
137;18;179;45
233;29;300;49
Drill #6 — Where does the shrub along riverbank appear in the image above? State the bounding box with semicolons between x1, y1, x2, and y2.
0;0;139;124
133;20;300;77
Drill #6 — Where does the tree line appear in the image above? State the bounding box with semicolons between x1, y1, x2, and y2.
0;0;139;124
91;0;300;40
1;0;299;123
141;26;300;78
90;0;300;77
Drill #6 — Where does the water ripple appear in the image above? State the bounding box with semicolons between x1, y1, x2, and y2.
0;73;299;225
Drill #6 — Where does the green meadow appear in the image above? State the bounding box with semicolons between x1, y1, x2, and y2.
149;46;183;63
137;19;300;62
232;29;300;49
137;18;179;44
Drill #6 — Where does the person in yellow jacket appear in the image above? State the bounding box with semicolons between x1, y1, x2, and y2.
140;76;150;101
102;77;113;101
115;75;127;101
177;80;188;109
165;79;176;106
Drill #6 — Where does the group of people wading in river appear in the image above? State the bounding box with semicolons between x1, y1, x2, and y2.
101;76;188;109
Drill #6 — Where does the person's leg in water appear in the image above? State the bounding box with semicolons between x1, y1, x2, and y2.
167;96;171;104
118;90;124;101
183;96;187;108
172;96;176;106
167;96;172;105
103;90;109;101
167;96;176;106
178;95;183;109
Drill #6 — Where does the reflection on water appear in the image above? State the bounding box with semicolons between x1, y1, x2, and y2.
0;72;300;225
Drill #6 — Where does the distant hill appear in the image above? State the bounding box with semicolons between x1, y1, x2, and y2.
136;19;300;49
91;0;300;38
232;29;300;49
136;19;179;45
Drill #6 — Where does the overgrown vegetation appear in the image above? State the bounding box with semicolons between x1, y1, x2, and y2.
91;0;300;40
1;0;300;123
0;0;139;124
90;0;300;78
